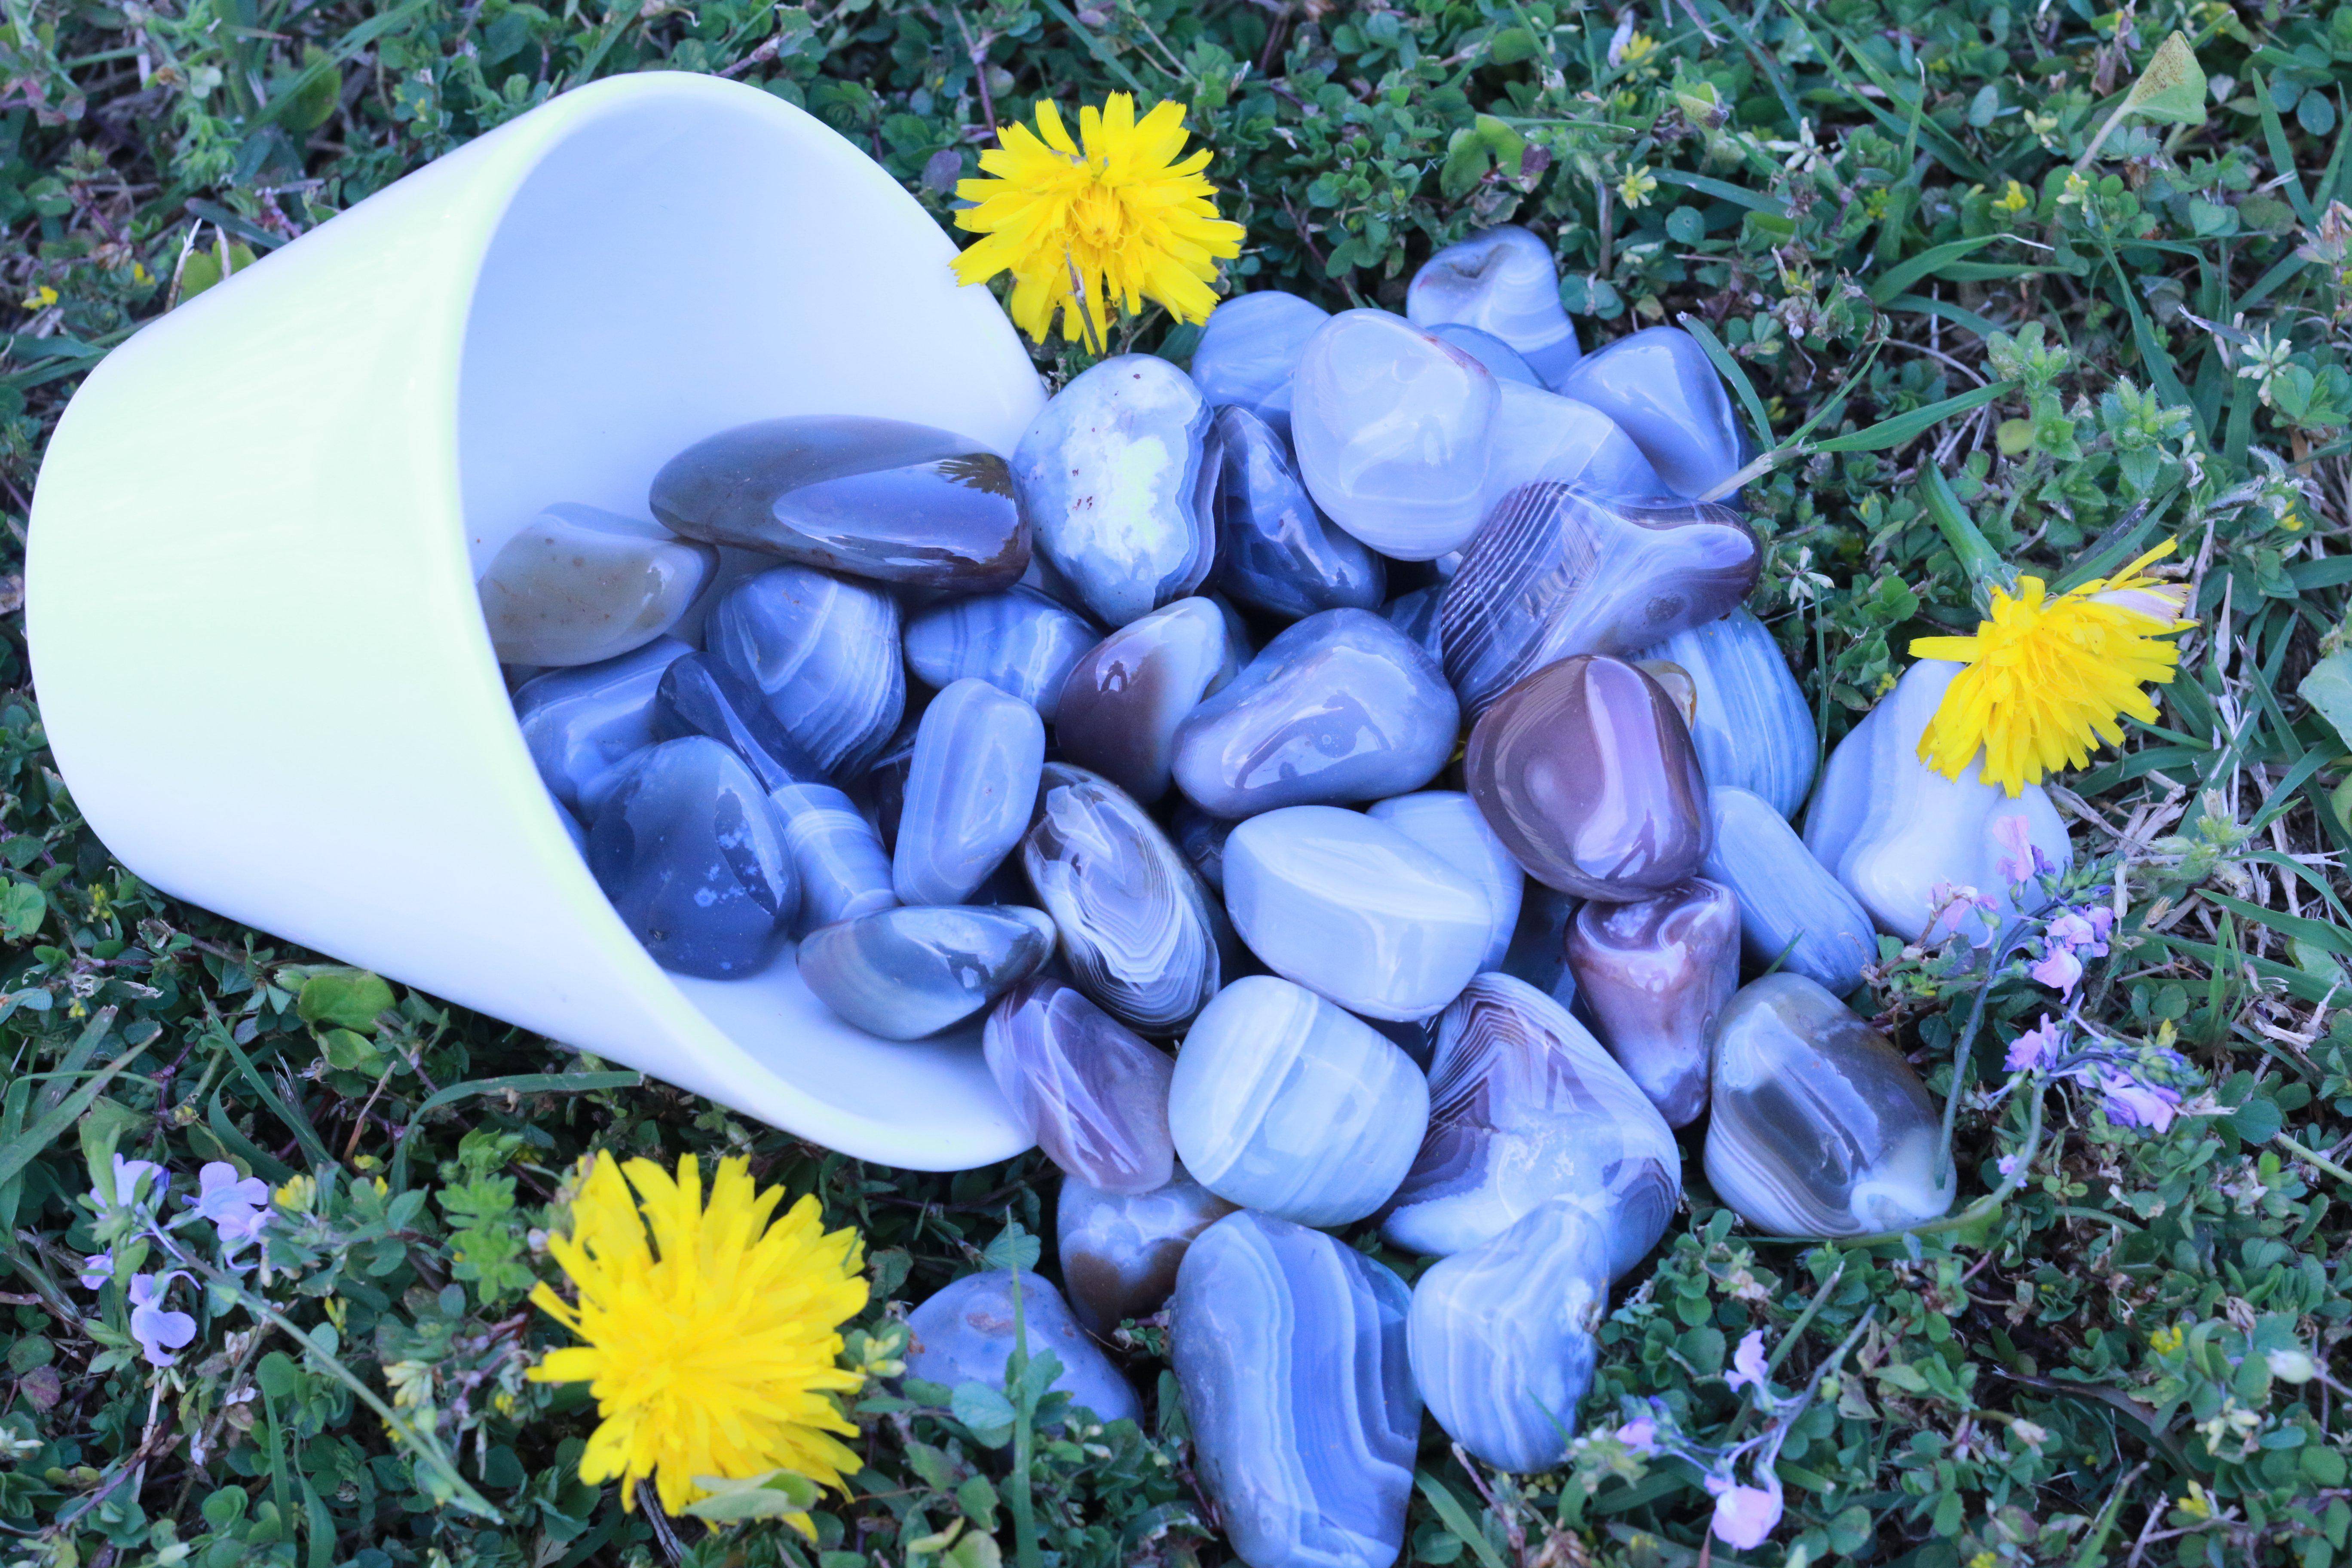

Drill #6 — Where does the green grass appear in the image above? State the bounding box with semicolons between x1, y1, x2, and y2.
4;1;2352;1566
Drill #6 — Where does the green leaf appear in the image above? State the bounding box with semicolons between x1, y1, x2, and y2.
950;1381;1017;1447
297;968;395;1033
1413;1473;1510;1568
679;1469;821;1523
257;1351;300;1400
0;879;45;942
2300;650;2352;753
1867;233;2012;305
2124;32;2209;128
1809;380;2018;455
0;1037;156;1196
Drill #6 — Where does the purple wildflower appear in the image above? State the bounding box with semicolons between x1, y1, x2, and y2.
1725;1329;1770;1397
1613;1417;1658;1455
191;1163;271;1263
1705;1473;1784;1549
2095;1070;2180;1133
127;1272;196;1368
103;1154;168;1215
77;1249;113;1290
1992;814;2037;886
2006;1014;2065;1072
2030;943;2085;995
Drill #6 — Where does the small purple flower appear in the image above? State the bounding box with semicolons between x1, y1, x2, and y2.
1992;814;2037;886
2096;1071;2180;1133
1613;1417;1658;1455
2006;1014;2065;1072
127;1272;196;1368
77;1249;113;1290
102;1154;168;1215
2029;943;2085;995
1997;1153;2022;1178
1705;1473;1784;1549
2047;908;2112;954
191;1163;272;1263
1725;1329;1770;1397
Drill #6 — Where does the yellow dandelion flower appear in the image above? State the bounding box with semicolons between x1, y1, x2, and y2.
1911;542;2195;795
528;1153;869;1515
952;93;1245;346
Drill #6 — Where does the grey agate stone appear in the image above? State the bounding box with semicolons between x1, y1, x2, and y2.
1429;323;1541;386
708;565;904;776
892;678;1045;906
770;783;895;934
1381;585;1444;662
587;736;798;979
1023;765;1222;1034
1170;975;1430;1227
1172;608;1459;819
1553;325;1746;499
1634;607;1817;817
1170;803;1232;892
1565;879;1739;1127
906;1271;1141;1425
1056;597;1232;803
795;904;1055;1041
1481;380;1666;505
1209;406;1387;619
1703;787;1877;994
478;505;717;667
1382;972;1679;1278
985;978;1176;1195
1500;885;1581;1014
1408;1197;1607;1473
515;636;693;813
1170;1212;1418;1568
651;652;827;792
1224;807;1489;1022
903;586;1101;721
1367;790;1524;971
1706;974;1955;1237
1057;1169;1235;1338
1012;355;1215;627
1406;224;1583;387
1188;290;1330;434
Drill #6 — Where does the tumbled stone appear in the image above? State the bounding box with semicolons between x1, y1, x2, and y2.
649;416;1028;592
1480;381;1666;506
1169;803;1233;893
1428;323;1541;386
1441;484;1761;715
651;652;827;791
1706;973;1954;1237
1465;655;1712;899
893;678;1046;906
587;736;798;978
1223;806;1490;1021
1804;660;2072;944
903;585;1102;721
1381;585;1444;662
769;783;896;934
1023;765;1222;1033
1057;1168;1236;1338
1188;291;1331;434
1367;791;1524;971
986;978;1176;1194
1553;325;1746;498
1703;787;1877;994
707;566;904;776
479;505;717;667
1055;598;1231;803
1407;1198;1607;1473
1170;975;1430;1226
857;708;922;854
1292;309;1498;560
1406;225;1583;386
1171;609;1459;819
668;544;778;648
515;636;695;813
1381;972;1679;1277
1170;1212;1418;1568
1500;885;1581;1014
1012;355;1215;627
1566;879;1739;1127
1208;406;1387;620
1633;607;1817;816
796;904;1055;1041
906;1271;1141;1424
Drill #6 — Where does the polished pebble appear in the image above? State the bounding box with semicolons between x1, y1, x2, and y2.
478;505;717;667
1428;324;1541;386
1057;1168;1236;1338
1188;291;1331;435
514;636;695;813
1500;885;1581;1013
1633;607;1817;816
893;678;1046;906
1367;790;1524;971
667;544;778;648
1406;225;1583;386
1553;325;1746;498
1381;585;1445;662
707;565;904;776
1706;973;1954;1236
906;1271;1141;1424
903;585;1101;721
1480;380;1666;506
1209;406;1387;619
769;783;896;934
1170;802;1233;893
1170;975;1430;1226
1170;1212;1418;1568
1703;786;1877;994
986;977;1176;1194
1056;598;1231;803
796;904;1056;1041
1223;806;1491;1021
651;651;827;791
1566;879;1739;1127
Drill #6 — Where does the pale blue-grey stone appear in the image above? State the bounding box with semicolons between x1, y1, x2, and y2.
1223;806;1489;1021
1407;1198;1607;1472
1381;585;1444;662
1209;406;1386;620
1552;325;1745;498
651;652;827;791
1406;225;1583;386
1188;291;1331;435
1170;975;1430;1226
514;636;695;813
906;1271;1141;1424
1634;606;1817;816
796;904;1055;1040
1706;974;1954;1237
985;977;1175;1194
1500;885;1580;1014
1803;660;2072;944
549;793;589;859
668;544;777;648
770;783;895;935
587;736;797;978
1703;786;1876;993
1012;355;1215;627
1171;609;1459;819
1057;1167;1235;1338
1480;380;1666;506
893;678;1046;906
1367;790;1523;971
1170;1212;1418;1568
1428;324;1540;386
1170;802;1232;892
903;585;1102;721
478;504;717;667
1056;598;1231;803
707;565;904;775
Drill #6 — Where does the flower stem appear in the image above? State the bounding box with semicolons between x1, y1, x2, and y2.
1005;1272;1042;1568
1936;919;2030;1190
1918;465;2019;609
2275;1132;2352;1187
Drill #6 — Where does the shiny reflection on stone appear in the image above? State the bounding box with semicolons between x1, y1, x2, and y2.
1170;802;1233;893
1056;598;1231;803
1224;806;1490;1021
649;416;1027;592
1170;1212;1418;1568
587;736;797;979
1481;381;1663;506
651;652;827;791
1565;879;1738;1127
1381;972;1679;1277
1012;355;1216;627
1209;406;1386;620
1429;324;1540;386
1170;975;1430;1226
1292;309;1498;560
479;505;717;667
1552;326;1746;498
1405;225;1583;386
892;679;1046;906
1407;1198;1607;1473
514;636;695;813
1057;1168;1236;1338
1382;585;1444;662
769;783;895;934
1368;790;1524;971
1188;291;1331;434
1441;484;1761;715
1465;655;1712;899
796;904;1056;1041
1171;609;1459;819
1633;607;1817;817
1023;764;1222;1033
906;1271;1141;1424
707;566;904;776
903;585;1101;721
1706;973;1954;1237
1703;787;1876;994
986;977;1176;1194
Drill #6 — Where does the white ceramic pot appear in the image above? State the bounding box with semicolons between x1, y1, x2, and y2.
27;72;1048;1170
